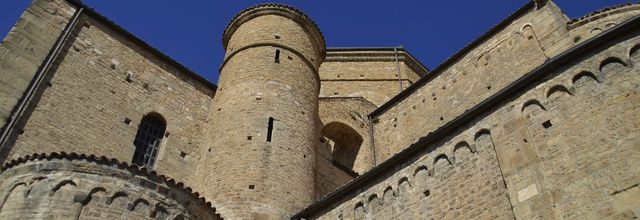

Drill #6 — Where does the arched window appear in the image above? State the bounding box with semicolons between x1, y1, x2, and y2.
132;113;166;167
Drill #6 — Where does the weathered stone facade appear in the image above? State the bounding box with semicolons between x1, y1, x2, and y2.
1;0;639;219
197;4;325;219
0;152;221;219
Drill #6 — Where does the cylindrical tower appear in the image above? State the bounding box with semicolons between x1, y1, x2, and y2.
199;4;325;219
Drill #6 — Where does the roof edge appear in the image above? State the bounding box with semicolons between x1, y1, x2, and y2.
293;11;640;220
325;47;430;76
567;3;640;30
368;1;536;118
64;0;218;93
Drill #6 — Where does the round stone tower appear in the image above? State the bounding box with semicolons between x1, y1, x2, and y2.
199;3;325;219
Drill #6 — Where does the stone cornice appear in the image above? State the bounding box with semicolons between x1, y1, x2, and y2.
2;152;222;219
325;47;430;77
222;3;326;59
567;3;640;30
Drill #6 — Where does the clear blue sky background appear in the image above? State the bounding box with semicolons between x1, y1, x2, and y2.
1;0;635;84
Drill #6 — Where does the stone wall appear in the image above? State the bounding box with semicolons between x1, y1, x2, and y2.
318;97;377;174
316;97;378;199
4;7;216;190
197;4;325;219
0;153;221;220
315;139;357;201
319;49;426;106
370;2;575;163
311;124;513;220
299;17;640;219
568;3;640;44
499;27;640;220
0;0;74;143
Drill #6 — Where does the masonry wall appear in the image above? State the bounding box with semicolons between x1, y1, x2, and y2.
568;4;640;44
320;79;413;107
498;29;640;219
198;8;324;218
0;0;74;137
309;24;640;220
314;114;514;220
319;52;424;106
0;155;220;219
316;97;378;199
4;12;216;189
318;97;377;174
316;139;357;200
371;2;574;162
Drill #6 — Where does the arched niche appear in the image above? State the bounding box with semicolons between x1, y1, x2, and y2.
322;121;364;171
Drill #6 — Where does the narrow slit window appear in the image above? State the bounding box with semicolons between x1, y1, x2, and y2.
267;117;274;142
132;113;166;168
274;49;280;63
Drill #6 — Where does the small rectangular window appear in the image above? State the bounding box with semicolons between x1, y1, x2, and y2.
275;49;280;63
267;117;274;142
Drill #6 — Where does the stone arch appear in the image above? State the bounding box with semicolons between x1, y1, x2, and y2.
76;187;108;219
452;141;475;163
49;179;77;196
630;44;640;59
0;182;27;211
322;121;364;170
398;177;411;189
354;201;365;220
591;27;603;34
382;186;397;215
150;203;169;219
572;71;600;85
413;165;431;183
475;129;491;141
383;186;395;203
599;57;628;78
546;84;573;99
605;23;616;28
397;177;412;210
521;99;548;121
367;194;381;214
475;129;495;152
521;99;547;112
86;187;107;201
107;191;129;205
476;53;489;67
432;154;452;175
521;24;535;40
129;198;151;212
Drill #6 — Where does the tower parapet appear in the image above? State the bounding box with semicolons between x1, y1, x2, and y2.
222;3;326;69
200;3;326;219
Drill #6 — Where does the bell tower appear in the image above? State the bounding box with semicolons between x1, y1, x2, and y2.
199;4;325;219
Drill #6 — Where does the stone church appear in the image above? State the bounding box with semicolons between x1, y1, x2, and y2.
0;0;638;219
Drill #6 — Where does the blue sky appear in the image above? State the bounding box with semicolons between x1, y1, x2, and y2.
1;0;635;83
